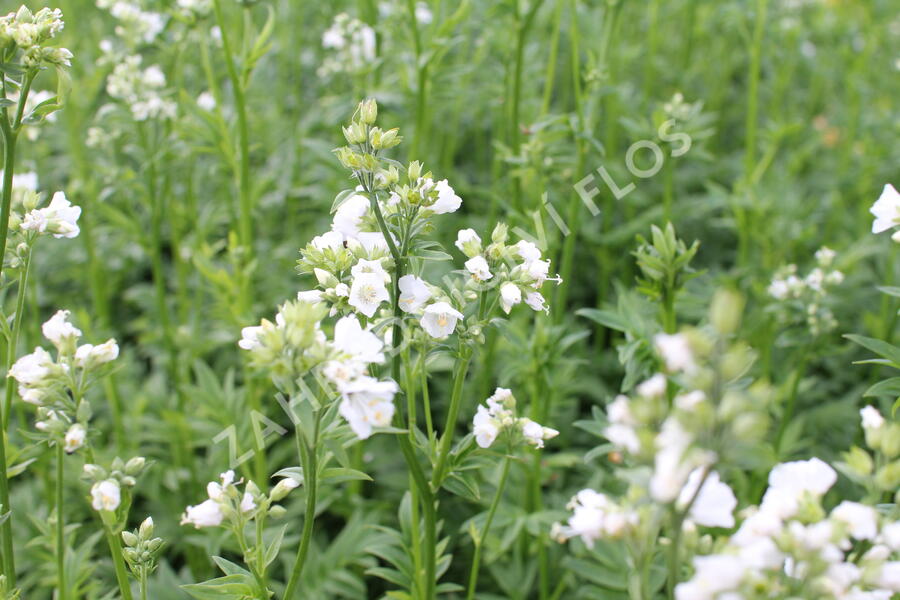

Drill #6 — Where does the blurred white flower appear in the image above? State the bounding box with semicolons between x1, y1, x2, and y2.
472;404;499;448
333;315;385;364
197;91;216;111
42;310;82;347
860;405;885;430
338;377;398;439
455;228;481;257
654;333;696;373
831;501;878;540
465;256;492;281
499;282;522;313
429;179;462;214
22;192;81;238
9;347;54;387
871;184;900;234
332;194;369;238
678;469;737;528
74;339;119;367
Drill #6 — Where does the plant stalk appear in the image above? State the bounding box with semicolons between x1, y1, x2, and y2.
466;456;511;599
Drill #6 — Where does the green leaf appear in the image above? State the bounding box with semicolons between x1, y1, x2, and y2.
320;467;373;484
265;525;287;567
845;334;900;368
182;575;255;600
864;377;900;398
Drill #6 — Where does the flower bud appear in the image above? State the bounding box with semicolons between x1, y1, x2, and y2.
125;456;146;475
269;477;300;502
710;288;743;335
491;223;509;244
121;531;138;547
407;161;422;181
359;98;377;124
343;122;367;145
844;446;873;476
139;517;154;539
268;505;287;518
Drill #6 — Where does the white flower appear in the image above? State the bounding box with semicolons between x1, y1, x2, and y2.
760;457;836;519
520;418;558;449
64;424;86;453
515;240;542;263
429;179;462;214
881;521;900;551
653;333;696;373
455;229;481;257
464;256;492;281
311;230;344;251
197;91;216;111
636;373;667;398
473;405;499;448
831;501;878;540
675;555;746;600
333;315;385;364
678;469;737;528
499;282;522;313
332;193;370;237
322;359;367;389
40;192;81;238
420;302;464;339
9;347;54;386
238;325;266;350
181;498;224;528
355;231;392;253
91;479;121;512
297;289;324;304
74;339;119;367
525;259;551;286
349;272;389;318
42;310;82;347
604;423;640;453
878;562;900;591
398;275;431;313
351;258;389;282
552;489;636;547
650;418;704;503
524;291;549;313
871;184;900;234
240;492;256;513
339;377;398;439
860;405;885;430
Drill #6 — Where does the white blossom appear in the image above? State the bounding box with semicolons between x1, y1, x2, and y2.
9;347;54;387
338;377;398;439
472;404;499;448
678;469;737;528
181;498;224;528
871;184;900;234
429;179;462;214
499;282;522;313
349;272;390;318
420;302;464;339
398;275;431;313
831;501;878;540
464;256;492;281
64;423;86;453
654;333;696;373
333;315;385;364
91;479;121;512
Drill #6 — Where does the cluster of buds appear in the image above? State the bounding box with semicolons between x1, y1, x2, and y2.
767;247;844;336
106;55;176;121
471;387;558;450
841;406;900;501
122;517;164;580
0;6;72;68
181;470;299;529
455;224;561;315
96;0;166;49
319;13;376;77
633;223;700;307
84;456;147;515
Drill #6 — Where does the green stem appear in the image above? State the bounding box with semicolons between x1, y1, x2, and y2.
105;528;134;600
283;414;320;599
665;467;711;599
56;443;66;600
430;351;472;489
744;0;768;181
774;342;812;453
3;245;29;430
466;456;511;599
213;0;253;314
140;569;148;600
0;120;18;585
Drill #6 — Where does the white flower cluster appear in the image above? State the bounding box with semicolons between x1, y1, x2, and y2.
676;458;900;600
181;470;298;529
96;0;166;46
471;387;558;449
9;310;118;407
20;191;81;239
239;300;399;440
551;489;639;546
871;184;900;241
0;6;72;67
319;13;376;76
175;0;212;17
106;55;176;121
767;246;843;334
377;1;433;24
455;229;560;315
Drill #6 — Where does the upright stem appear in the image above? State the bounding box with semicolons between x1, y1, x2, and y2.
744;0;768;180
139;569;148;600
406;0;428;159
56;443;66;600
0;121;16;586
283;415;320;599
466;456;511;599
665;467;711;599
4;246;31;430
213;0;253;314
430;351;472;489
105;528;134;600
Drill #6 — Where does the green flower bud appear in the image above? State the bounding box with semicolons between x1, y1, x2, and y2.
268;505;287;518
491;223;509;244
844;446;873;476
125;456;146;476
139;517;154;539
880;423;900;458
343;122;367;145
359;98;377;124
710;288;743;335
875;460;900;491
121;531;138;547
407;161;423;181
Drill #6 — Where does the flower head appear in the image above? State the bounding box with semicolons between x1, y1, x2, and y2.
91;479;121;512
420;302;464;339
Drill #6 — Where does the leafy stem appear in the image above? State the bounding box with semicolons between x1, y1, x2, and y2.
283;410;321;599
